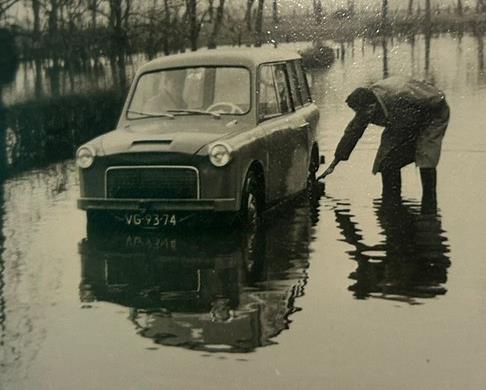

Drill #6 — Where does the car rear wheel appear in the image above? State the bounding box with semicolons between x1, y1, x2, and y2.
239;171;263;230
308;145;320;184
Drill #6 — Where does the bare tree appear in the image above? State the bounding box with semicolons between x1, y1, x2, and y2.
382;0;388;30
106;0;132;88
456;0;463;16
272;0;278;25
245;0;255;34
208;0;225;49
30;0;41;44
478;0;486;13
425;0;432;34
186;0;199;51
0;0;19;18
163;0;171;54
408;0;414;16
208;0;213;21
313;0;323;24
254;0;264;47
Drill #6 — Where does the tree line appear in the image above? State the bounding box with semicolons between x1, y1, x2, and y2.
1;0;485;70
0;1;287;67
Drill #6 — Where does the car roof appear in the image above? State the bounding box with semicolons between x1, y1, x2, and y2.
139;47;302;73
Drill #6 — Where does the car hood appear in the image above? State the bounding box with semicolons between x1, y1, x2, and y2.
97;119;244;156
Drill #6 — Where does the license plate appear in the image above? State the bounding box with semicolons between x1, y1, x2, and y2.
124;213;177;227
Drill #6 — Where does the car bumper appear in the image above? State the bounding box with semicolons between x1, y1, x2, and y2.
77;198;239;212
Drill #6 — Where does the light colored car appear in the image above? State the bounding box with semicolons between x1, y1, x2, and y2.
76;48;321;228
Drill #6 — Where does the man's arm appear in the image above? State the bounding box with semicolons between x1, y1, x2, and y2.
334;113;370;160
319;114;370;179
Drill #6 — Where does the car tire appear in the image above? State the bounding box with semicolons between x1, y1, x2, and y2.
239;171;263;230
308;145;319;184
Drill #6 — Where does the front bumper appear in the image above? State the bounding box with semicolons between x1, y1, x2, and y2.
77;198;239;212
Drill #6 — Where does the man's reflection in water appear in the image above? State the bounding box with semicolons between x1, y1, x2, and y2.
79;183;324;353
333;197;450;303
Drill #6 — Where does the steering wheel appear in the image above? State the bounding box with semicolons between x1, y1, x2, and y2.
207;101;244;114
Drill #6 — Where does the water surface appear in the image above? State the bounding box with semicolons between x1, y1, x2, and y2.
1;34;486;390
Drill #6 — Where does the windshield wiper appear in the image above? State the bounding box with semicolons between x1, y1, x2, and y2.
167;109;221;119
127;110;175;119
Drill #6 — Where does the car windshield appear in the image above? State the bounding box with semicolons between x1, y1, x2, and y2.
127;66;250;119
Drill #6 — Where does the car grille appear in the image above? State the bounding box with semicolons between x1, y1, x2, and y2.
106;167;199;199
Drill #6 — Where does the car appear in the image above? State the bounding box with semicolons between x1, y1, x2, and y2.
76;48;321;228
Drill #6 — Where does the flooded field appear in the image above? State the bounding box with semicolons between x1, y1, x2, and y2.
1;34;486;390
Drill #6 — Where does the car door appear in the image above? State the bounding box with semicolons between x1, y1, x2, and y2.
258;63;309;201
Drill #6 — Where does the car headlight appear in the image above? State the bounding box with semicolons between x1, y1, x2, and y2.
76;146;96;168
209;143;232;167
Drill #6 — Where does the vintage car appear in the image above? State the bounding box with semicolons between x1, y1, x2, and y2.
76;48;321;228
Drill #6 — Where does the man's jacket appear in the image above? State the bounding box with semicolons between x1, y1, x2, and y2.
335;77;449;173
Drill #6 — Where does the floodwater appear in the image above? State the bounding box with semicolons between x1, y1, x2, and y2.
1;34;486;390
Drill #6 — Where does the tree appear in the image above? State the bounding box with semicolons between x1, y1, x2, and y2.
408;0;414;16
186;0;198;51
477;0;486;13
208;0;225;49
0;0;19;19
456;0;463;16
245;0;255;34
313;0;323;24
106;0;132;89
425;0;432;35
272;0;278;25
382;0;388;31
254;0;264;47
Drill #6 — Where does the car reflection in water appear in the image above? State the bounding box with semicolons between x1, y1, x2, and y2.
332;198;451;303
79;183;324;353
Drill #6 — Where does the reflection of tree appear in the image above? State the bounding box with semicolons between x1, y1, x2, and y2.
0;29;23;339
424;0;432;77
0;182;5;347
475;24;486;84
424;31;431;77
0;28;19;180
382;37;389;78
332;198;450;304
79;184;324;352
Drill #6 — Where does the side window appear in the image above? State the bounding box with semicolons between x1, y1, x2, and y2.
259;65;279;119
274;64;293;114
258;64;293;121
287;61;304;109
295;60;312;104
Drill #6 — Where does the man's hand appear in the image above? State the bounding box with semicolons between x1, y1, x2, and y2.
318;158;340;180
321;166;335;178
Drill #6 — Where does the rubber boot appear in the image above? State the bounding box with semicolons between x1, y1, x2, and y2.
420;168;437;215
381;169;402;208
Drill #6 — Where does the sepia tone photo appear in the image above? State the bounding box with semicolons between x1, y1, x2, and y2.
0;1;485;389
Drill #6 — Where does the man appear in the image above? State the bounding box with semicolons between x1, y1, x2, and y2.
320;76;450;214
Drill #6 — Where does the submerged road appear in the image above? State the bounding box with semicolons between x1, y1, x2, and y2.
1;35;486;389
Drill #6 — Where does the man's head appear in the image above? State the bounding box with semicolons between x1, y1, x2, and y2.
346;87;384;122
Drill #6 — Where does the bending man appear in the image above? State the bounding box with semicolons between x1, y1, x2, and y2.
321;77;450;213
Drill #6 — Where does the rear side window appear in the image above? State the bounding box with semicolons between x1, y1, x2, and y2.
295;60;312;104
258;63;293;121
287;61;304;108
